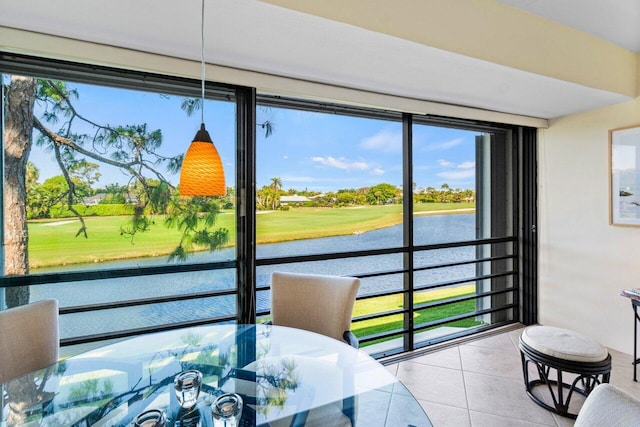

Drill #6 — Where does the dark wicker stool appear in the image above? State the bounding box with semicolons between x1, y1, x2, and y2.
519;326;611;419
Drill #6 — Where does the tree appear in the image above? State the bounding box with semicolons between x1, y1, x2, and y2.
3;77;228;307
270;177;282;192
40;175;74;204
336;189;363;206
366;183;399;205
4;76;36;306
256;185;279;210
25;162;48;219
69;160;101;194
99;183;128;204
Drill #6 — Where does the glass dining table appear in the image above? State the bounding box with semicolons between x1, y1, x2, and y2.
1;324;432;426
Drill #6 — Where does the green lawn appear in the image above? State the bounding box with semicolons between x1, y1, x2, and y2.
353;285;483;343
28;203;474;269
28;214;237;268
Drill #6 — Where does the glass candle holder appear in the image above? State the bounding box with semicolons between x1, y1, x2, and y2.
175;408;202;427
211;393;243;427
174;369;203;409
133;409;167;427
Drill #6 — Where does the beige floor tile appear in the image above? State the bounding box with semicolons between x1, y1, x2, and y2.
385;363;399;376
470;410;558;427
551;412;576;427
388;393;434;427
508;327;526;348
465;332;520;354
408;346;462;371
396;362;468;408
464;371;557;426
420;401;471;427
607;372;640;400
608;347;634;369
528;383;586;417
460;344;524;380
607;347;640;398
394;326;640;427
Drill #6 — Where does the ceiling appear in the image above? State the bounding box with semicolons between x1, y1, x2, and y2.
498;0;640;53
0;0;637;120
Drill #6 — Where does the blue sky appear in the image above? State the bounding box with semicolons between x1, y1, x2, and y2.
26;80;478;193
256;107;477;192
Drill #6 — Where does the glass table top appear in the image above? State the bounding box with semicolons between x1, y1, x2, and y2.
1;324;431;426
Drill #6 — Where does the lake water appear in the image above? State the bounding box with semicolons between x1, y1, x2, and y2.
32;214;477;339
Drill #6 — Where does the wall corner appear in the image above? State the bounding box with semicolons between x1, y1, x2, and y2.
637;52;640;97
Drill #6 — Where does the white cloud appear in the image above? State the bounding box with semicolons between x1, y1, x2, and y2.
312;156;370;171
283;155;288;160
434;159;475;181
437;159;475;170
425;137;463;151
437;170;476;180
360;130;401;153
371;167;385;175
351;161;369;170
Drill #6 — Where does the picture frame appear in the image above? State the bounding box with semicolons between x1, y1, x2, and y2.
610;125;640;226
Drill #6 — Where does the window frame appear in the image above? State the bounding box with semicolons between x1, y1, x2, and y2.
0;52;536;357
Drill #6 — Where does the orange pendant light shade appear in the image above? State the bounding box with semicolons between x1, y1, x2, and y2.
179;123;226;196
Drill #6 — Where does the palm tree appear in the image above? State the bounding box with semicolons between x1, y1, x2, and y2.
270;177;283;192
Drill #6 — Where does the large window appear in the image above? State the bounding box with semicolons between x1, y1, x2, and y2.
2;59;237;355
253;102;521;357
1;54;533;359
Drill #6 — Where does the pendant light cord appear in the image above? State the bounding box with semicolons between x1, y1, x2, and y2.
201;0;206;124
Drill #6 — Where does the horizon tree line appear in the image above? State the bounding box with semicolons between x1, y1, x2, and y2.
25;161;475;216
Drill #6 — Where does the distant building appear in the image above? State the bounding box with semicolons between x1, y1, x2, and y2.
82;193;139;205
124;194;139;204
82;193;106;205
280;195;311;205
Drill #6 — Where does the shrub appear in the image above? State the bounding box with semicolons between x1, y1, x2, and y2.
50;204;136;218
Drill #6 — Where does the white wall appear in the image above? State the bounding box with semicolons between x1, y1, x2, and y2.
539;97;640;353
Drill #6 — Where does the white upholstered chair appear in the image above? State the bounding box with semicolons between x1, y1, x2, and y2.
270;272;360;347
574;383;640;427
268;272;360;426
0;299;59;384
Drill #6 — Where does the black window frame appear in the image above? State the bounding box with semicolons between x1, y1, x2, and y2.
0;52;537;357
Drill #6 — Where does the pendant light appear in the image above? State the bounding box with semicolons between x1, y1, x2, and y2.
179;0;226;196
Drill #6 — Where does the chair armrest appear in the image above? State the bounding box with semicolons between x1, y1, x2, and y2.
343;331;359;349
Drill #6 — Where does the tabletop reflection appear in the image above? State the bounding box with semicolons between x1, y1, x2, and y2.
1;324;431;426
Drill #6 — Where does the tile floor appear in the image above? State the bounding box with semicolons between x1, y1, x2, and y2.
382;324;640;426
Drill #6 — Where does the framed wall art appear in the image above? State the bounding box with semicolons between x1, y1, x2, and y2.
610;125;640;226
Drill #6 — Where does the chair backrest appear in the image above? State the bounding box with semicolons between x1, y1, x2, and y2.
574;383;640;427
0;299;59;384
270;272;360;344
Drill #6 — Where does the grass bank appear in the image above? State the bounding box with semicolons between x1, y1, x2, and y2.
353;284;483;343
28;203;474;269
